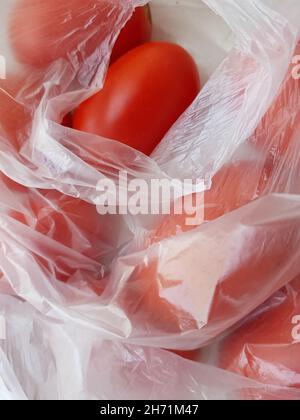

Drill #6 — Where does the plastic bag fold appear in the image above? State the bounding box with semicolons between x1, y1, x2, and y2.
1;0;300;399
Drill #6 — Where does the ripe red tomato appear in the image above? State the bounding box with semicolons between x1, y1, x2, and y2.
9;0;152;68
219;277;300;392
1;173;118;284
116;156;299;340
73;42;200;155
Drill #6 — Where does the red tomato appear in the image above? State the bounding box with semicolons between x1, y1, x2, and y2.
73;42;200;155
110;5;152;64
219;277;300;392
1;173;118;284
9;0;151;68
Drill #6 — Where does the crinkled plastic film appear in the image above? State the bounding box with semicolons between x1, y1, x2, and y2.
0;0;300;400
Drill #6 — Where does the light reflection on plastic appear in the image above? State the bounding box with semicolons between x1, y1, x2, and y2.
96;171;205;225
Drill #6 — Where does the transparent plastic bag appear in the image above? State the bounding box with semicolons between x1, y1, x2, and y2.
1;0;300;400
0;349;27;400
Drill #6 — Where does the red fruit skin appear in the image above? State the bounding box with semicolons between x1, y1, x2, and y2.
73;42;200;155
110;5;152;64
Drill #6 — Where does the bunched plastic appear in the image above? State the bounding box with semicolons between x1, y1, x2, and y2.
0;0;300;400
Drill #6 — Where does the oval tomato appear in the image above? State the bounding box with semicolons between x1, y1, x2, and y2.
110;5;152;64
9;0;152;68
73;42;201;155
219;277;300;391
